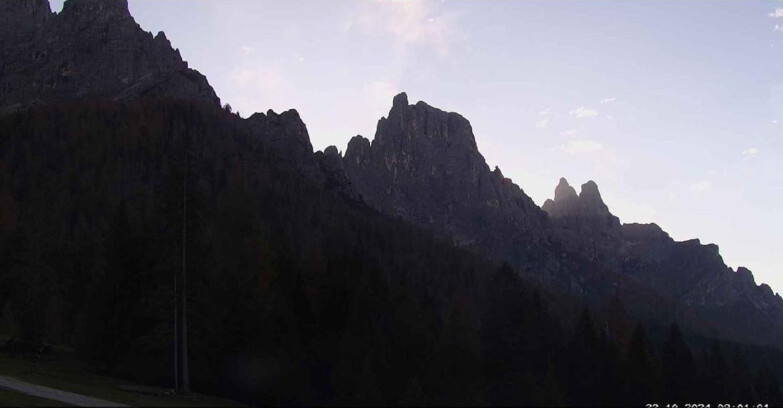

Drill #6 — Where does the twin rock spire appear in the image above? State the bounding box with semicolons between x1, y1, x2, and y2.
542;177;613;219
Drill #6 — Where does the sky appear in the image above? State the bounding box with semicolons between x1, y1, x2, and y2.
51;0;783;294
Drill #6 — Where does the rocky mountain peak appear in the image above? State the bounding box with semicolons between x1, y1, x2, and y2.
736;266;756;285
373;93;479;156
61;0;130;18
1;0;50;17
544;178;614;220
246;109;313;169
345;135;371;164
344;92;548;256
554;177;578;202
324;145;340;157
579;180;600;198
0;0;219;113
579;180;610;214
543;177;622;265
392;92;408;109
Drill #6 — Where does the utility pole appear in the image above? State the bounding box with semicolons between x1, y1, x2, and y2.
173;273;179;391
178;130;190;393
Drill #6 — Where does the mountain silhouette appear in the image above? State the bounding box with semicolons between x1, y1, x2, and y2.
1;1;782;406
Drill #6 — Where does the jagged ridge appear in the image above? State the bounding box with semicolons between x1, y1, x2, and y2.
344;92;548;253
0;0;219;113
542;177;783;340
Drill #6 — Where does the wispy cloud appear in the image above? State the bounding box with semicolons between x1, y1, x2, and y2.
347;0;462;56
240;45;255;53
742;147;759;160
690;181;713;193
559;139;603;155
535;116;550;129
538;109;552;116
776;24;783;32
600;97;616;104
569;106;598;119
559;128;578;137
769;8;783;18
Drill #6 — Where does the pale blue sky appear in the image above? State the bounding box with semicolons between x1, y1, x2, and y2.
51;0;783;293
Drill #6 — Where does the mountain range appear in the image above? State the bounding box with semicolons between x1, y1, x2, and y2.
1;0;782;405
3;0;782;347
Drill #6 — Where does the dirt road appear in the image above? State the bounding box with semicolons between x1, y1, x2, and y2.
0;375;127;407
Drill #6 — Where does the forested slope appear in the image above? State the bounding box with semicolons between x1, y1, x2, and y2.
0;100;780;406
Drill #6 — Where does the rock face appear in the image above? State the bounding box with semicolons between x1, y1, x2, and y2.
244;110;357;199
0;0;219;113
620;225;783;317
6;1;782;347
344;92;549;261
541;178;783;340
246;109;314;170
543;178;622;266
313;145;357;199
342;93;783;346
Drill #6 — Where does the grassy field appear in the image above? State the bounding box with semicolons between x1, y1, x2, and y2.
0;351;244;407
0;388;68;407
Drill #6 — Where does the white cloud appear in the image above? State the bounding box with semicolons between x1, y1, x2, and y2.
241;45;255;53
769;8;783;18
559;139;603;155
569;106;598;119
559;128;578;137
535;116;550;129
538;109;551;116
600;97;616;104
348;0;462;56
776;24;783;32
690;181;713;193
293;53;305;63
742;147;759;160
